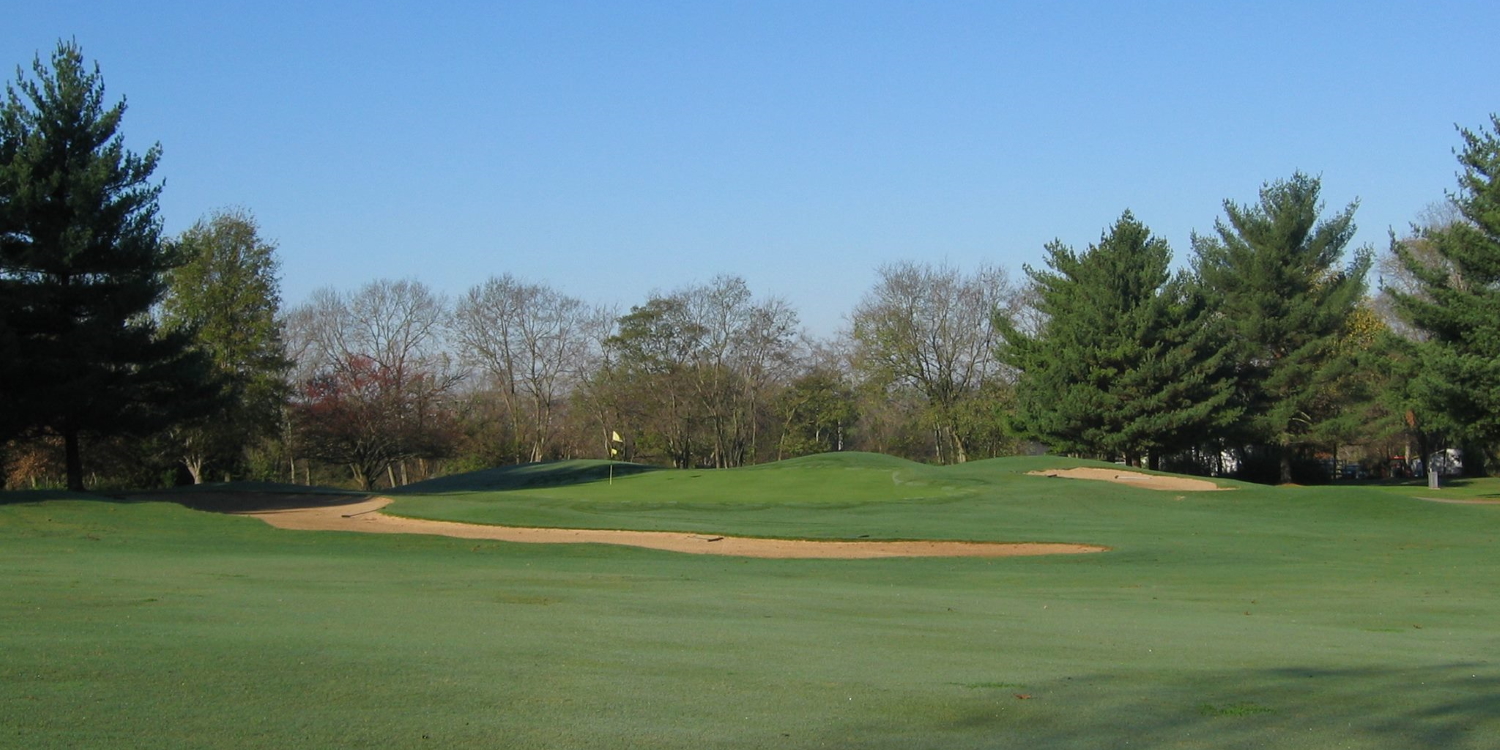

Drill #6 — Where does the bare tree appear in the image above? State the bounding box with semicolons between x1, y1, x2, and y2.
285;279;460;488
732;296;802;462
1375;201;1466;341
595;276;800;468
850;262;1020;463
678;276;800;467
451;275;610;463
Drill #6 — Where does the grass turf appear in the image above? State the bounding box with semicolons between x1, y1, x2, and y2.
3;454;1499;748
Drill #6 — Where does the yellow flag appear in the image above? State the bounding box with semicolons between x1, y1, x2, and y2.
611;431;623;443
610;447;619;458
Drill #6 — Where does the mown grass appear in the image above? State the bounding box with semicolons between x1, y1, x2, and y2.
3;454;1499;748
1363;474;1500;502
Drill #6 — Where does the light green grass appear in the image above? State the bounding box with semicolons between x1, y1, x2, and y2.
3;454;1499;748
1360;474;1500;502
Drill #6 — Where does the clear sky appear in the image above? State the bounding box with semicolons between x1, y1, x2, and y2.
7;1;1497;336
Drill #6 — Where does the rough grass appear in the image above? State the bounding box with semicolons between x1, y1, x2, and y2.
3;455;1499;748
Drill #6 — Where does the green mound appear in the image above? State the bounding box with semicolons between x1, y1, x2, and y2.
117;482;369;513
133;480;364;497
394;459;656;494
740;450;929;472
379;453;1263;540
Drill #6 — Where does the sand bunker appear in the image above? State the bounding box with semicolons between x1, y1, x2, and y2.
1028;467;1228;492
238;497;1106;559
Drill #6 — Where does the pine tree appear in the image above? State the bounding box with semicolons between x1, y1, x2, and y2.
997;212;1237;468
0;41;210;490
1390;115;1500;454
0;306;18;441
1193;173;1371;484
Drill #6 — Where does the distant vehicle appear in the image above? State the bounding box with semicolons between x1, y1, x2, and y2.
1429;449;1464;477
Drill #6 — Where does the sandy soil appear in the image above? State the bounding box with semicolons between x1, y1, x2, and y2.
237;497;1107;559
1027;467;1229;492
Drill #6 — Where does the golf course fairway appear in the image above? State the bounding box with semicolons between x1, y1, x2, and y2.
3;453;1497;748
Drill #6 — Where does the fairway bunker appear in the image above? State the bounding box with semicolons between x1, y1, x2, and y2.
238;497;1107;559
1028;467;1229;492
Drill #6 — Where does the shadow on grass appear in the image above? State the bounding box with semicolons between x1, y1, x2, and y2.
391;460;659;495
904;662;1500;750
3;463;659;512
0;482;371;513
0;489;102;506
1373;476;1500;501
1426;478;1500;499
116;482;372;513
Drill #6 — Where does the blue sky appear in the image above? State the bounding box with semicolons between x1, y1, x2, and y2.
7;1;1497;335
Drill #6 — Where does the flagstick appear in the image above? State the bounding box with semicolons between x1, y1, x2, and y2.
608;429;623;486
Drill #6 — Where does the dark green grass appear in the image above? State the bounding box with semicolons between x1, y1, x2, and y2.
4;455;1499;748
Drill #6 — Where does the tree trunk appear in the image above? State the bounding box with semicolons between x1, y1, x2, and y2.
1279;451;1293;485
748;395;760;464
506;390;525;464
951;423;969;464
185;455;205;485
351;462;377;491
64;429;84;491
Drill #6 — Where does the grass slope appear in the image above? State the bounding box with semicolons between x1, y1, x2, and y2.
385;453;1256;547
3;455;1499;749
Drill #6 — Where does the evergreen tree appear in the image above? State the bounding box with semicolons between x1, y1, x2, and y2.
1193;173;1371;484
998;212;1237;467
0;305;17;436
160;209;291;483
0;41;209;490
1390;115;1500;456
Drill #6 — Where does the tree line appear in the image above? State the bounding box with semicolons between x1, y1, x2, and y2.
4;42;1499;490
